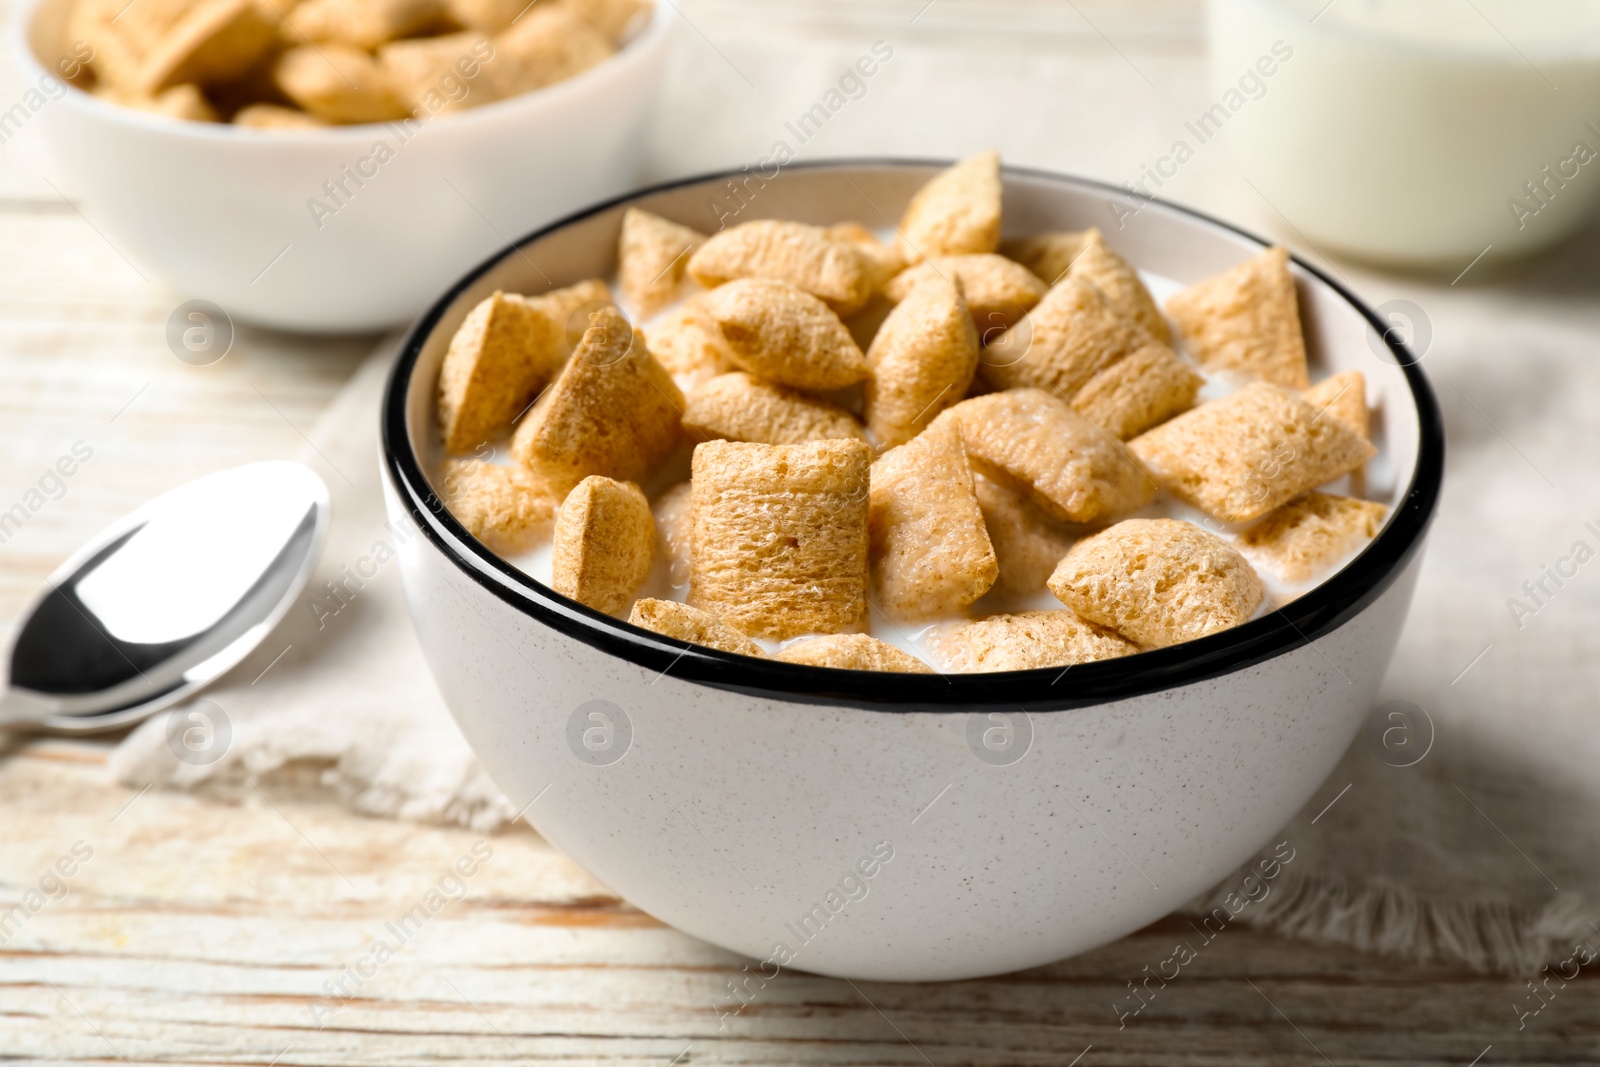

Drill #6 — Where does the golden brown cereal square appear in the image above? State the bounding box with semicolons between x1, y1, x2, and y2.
139;0;280;92
1237;491;1387;584
619;207;704;320
1071;342;1204;440
928;610;1137;672
999;230;1090;286
1068;229;1171;344
274;43;408;123
99;82;219;121
684;372;864;445
490;5;615;99
972;474;1074;598
512;278;615;354
982;275;1151;397
510;304;684;495
551;475;654;615
438;458;557;555
896;151;1002;264
1166;245;1309;388
284;0;448;50
1048;518;1264;648
701;279;868;391
825;222;904;293
437;290;562;454
378;32;497;114
628;598;766;658
863;274;980;447
885;254;1047;338
639;294;735;389
939;389;1155;524
233;103;328;128
777;634;933;673
689;438;871;640
869;419;997;619
688;220;875;316
1302;370;1368;439
1128;381;1375;523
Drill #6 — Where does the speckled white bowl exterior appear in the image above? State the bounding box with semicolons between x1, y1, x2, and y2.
9;0;672;332
381;163;1444;982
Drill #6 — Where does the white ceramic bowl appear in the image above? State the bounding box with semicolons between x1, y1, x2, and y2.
8;0;673;332
380;162;1445;982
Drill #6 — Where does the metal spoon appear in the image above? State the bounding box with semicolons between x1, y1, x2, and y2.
0;461;329;733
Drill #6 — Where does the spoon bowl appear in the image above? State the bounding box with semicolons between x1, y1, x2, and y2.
1;461;329;733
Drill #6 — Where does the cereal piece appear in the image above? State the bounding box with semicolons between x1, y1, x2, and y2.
513;278;614;353
378;32;497;114
1048;518;1264;648
628;598;766;658
1128;381;1375;523
701;279;868;391
897;151;1002;265
930;610;1136;672
490;5;615;97
555;0;651;39
1302;370;1368;439
275;43;408;123
551;476;655;614
688;220;875;316
619;208;705;320
139;0;280;92
825;222;904;293
100;83;218;121
999;230;1090;285
284;0;448;49
1237;491;1387;584
437;290;561;454
1068;229;1171;345
885;254;1046;339
940;389;1154;524
233;103;328;128
510;304;684;495
864;275;980;447
972;474;1073;597
685;372;865;445
1071;342;1204;440
1166;245;1309;388
639;295;734;389
869;420;996;619
438;458;557;554
689;439;870;640
982;275;1150;397
777;634;933;673
652;481;693;590
68;0;151;91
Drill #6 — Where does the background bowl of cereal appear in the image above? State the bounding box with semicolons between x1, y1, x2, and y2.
380;157;1445;981
9;0;670;332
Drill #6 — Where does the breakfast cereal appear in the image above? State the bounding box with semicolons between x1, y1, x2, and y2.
869;419;997;619
896;151;1002;264
689;439;871;640
688;220;875;316
982;275;1152;397
275;43;409;123
1165;245;1309;388
640;295;735;389
777;634;934;673
999;230;1089;286
1237;491;1388;584
629;598;767;657
619;208;705;320
972;474;1074;598
439;458;556;554
1129;380;1374;523
285;0;449;51
437;289;562;455
930;610;1138;672
1070;341;1204;440
701;279;869;391
684;372;865;446
1303;369;1368;439
884;254;1047;336
863;275;979;447
551;475;655;614
1048;518;1265;648
1069;229;1172;345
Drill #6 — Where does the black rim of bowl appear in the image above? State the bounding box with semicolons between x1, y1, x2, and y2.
382;159;1445;713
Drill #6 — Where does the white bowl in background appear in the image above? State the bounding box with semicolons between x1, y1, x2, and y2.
8;0;673;332
381;162;1445;982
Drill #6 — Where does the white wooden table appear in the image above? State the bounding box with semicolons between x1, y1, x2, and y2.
3;2;1598;1062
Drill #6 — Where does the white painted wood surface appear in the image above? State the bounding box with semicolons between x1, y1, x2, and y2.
2;1;1598;1061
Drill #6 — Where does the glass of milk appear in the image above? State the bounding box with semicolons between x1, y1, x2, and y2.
1207;0;1600;272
